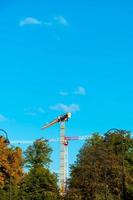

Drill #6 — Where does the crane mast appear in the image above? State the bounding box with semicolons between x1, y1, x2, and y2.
60;122;67;194
41;112;71;195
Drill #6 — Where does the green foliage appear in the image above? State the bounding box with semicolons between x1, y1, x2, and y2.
0;178;21;200
24;138;52;168
19;167;60;200
19;138;60;200
66;131;133;200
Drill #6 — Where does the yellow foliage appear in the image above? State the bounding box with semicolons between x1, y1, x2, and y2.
0;136;23;187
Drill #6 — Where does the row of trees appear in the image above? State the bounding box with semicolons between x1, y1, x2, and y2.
0;130;133;199
0;137;59;200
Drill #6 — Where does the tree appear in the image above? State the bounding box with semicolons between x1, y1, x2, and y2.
66;131;133;200
19;167;59;200
24;138;52;169
0;136;24;199
20;138;60;200
0;136;23;186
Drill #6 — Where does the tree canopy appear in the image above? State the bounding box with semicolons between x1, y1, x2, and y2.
19;166;59;200
0;136;23;187
0;136;24;200
65;131;133;200
20;138;60;200
24;138;52;169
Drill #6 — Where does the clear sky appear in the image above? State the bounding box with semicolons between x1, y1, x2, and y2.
0;0;133;173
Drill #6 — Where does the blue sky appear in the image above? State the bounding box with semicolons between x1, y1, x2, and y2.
0;0;133;172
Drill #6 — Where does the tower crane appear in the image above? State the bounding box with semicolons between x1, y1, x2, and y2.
41;112;72;195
